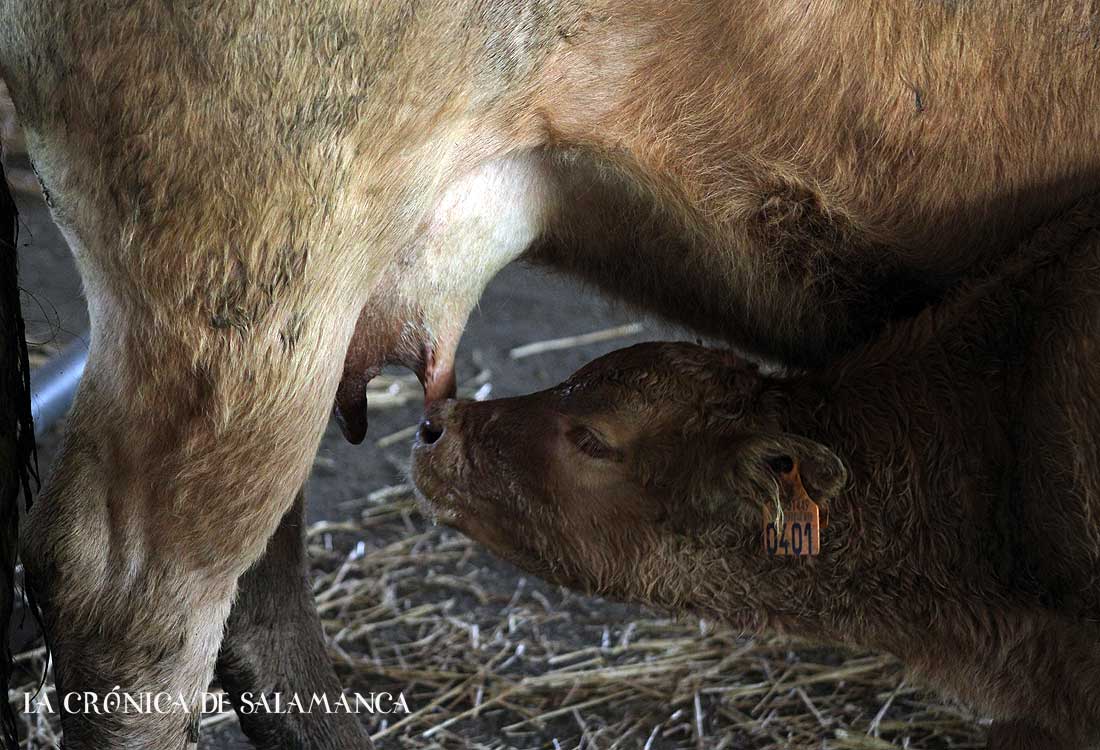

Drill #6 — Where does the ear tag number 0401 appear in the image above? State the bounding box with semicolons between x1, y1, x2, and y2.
763;462;823;558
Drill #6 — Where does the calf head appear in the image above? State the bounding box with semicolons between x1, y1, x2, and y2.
412;342;848;619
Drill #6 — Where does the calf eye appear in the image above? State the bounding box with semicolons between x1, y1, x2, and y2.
567;426;622;462
766;454;794;474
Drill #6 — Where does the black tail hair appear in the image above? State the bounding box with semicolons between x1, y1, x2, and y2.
1;136;39;750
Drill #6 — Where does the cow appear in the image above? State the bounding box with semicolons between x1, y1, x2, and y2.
1;1;1100;747
413;195;1100;750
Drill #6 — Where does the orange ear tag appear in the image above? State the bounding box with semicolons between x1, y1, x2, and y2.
763;461;822;557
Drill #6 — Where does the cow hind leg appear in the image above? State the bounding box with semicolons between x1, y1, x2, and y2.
216;489;372;749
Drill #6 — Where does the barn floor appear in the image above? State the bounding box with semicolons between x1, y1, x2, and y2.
4;107;987;748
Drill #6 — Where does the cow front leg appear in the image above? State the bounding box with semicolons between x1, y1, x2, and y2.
19;296;355;749
216;488;373;749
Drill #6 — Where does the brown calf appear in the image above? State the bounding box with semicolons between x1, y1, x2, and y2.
2;1;1100;747
413;197;1100;749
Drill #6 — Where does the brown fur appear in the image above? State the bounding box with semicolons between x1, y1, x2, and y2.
1;1;1100;747
413;197;1100;748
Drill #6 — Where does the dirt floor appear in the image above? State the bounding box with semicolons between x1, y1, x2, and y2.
3;106;988;748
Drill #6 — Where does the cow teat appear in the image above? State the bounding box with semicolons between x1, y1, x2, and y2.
335;305;455;444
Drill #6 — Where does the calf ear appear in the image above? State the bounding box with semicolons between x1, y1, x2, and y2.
736;432;848;504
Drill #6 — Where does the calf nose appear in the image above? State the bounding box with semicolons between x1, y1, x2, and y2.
418;400;455;446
